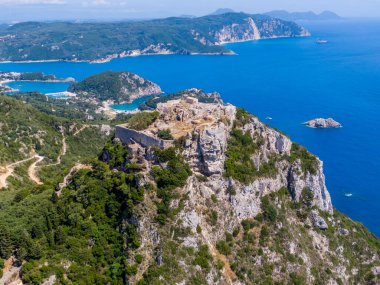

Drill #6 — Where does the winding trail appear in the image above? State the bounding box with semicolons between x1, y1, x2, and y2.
45;129;67;167
0;156;38;189
27;155;44;185
57;163;91;196
73;124;90;136
0;127;68;188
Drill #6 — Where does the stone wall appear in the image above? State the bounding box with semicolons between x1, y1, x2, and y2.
116;126;173;149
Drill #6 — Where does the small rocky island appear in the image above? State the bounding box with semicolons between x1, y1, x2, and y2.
304;118;342;128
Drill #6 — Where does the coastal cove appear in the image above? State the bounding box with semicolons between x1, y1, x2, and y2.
0;19;380;235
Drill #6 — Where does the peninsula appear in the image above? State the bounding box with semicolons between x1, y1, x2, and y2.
0;13;309;62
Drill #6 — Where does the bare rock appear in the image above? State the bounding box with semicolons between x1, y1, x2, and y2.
310;210;329;230
304;118;342;129
288;159;333;214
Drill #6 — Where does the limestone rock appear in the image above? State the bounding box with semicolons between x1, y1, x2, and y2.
339;228;350;236
310;210;329;230
288;159;333;214
304;118;342;128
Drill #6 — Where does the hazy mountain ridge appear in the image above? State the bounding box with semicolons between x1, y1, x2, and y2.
265;10;341;21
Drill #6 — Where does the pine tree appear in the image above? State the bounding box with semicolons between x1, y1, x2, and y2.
0;225;12;259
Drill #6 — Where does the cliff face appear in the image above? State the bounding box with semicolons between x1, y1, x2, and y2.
105;93;380;285
210;16;310;44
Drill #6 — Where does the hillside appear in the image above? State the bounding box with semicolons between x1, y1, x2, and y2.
68;71;162;103
1;91;379;284
0;13;309;62
0;94;111;188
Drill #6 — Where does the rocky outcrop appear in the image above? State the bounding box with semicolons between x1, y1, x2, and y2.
304;118;342;128
117;97;333;217
288;159;333;214
212;17;261;44
310;210;329;230
211;16;310;45
111;95;380;285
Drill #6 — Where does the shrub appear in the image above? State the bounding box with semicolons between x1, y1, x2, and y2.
135;254;143;264
158;129;174;140
233;227;240;237
225;128;277;184
152;148;192;224
127;111;159;130
300;187;314;207
289;272;306;285
211;194;218;203
235;108;252;127
216;240;231;255
208;210;218;226
261;196;277;223
289;143;318;175
241;219;256;232
193;245;212;271
260;225;269;246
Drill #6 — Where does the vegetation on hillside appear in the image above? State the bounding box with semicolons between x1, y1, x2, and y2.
0;95;63;164
12;92;104;121
139;89;221;110
216;188;380;284
1;91;379;285
68;71;161;103
127;111;159;131
0;13;307;61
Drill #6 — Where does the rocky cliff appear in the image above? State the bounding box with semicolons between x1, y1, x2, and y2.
210;15;310;44
98;92;380;285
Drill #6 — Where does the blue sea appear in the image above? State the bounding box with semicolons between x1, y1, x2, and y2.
1;19;379;235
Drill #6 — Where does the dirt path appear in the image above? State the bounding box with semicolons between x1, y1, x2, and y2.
44;128;67;167
57;163;91;196
0;156;38;189
28;155;44;185
0;266;21;285
73;124;89;136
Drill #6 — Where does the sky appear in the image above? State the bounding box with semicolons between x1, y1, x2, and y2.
0;0;380;22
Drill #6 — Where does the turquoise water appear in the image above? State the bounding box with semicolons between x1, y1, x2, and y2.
6;81;71;94
0;19;379;235
111;96;154;111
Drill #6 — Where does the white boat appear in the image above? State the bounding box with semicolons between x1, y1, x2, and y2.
316;39;328;44
344;193;353;197
265;116;273;120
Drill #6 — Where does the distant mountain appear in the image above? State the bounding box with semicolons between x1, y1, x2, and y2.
0;13;309;62
178;14;196;19
209;8;235;15
265;10;341;21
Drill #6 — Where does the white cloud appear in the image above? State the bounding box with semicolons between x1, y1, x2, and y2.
0;0;66;4
82;0;110;6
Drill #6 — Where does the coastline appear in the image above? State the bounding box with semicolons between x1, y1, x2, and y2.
0;34;309;65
